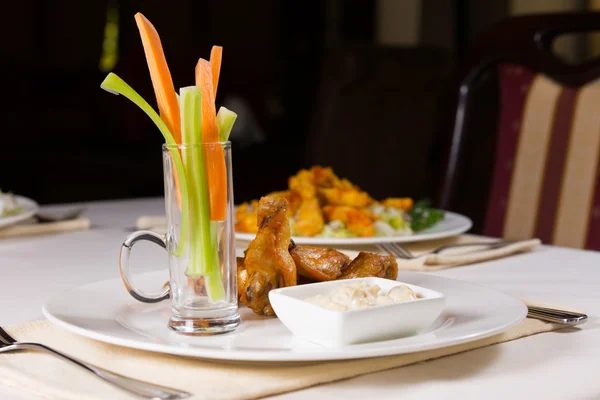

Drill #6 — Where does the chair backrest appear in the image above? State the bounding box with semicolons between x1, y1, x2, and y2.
306;44;455;202
439;12;600;250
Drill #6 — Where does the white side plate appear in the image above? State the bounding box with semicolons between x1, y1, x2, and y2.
43;270;526;363
0;195;39;228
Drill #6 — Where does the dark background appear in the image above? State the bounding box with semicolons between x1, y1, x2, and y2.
1;0;595;227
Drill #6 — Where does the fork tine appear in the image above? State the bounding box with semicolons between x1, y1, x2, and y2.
383;242;412;259
375;244;392;257
388;242;414;259
375;243;393;256
0;326;16;344
378;243;409;259
385;243;406;259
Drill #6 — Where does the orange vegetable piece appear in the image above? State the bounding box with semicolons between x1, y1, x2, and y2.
135;13;182;207
209;46;223;97
196;58;227;220
381;198;414;211
195;59;219;141
322;205;375;237
134;13;181;143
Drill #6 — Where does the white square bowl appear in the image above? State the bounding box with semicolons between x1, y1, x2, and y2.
268;277;445;347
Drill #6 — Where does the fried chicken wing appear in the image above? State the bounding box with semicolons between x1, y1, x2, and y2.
339;252;398;280
237;257;248;300
290;245;350;281
267;190;302;216
297;275;319;285
322;205;375;237
235;191;302;234
241;196;297;316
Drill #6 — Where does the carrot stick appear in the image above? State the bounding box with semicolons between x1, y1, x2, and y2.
195;59;219;141
195;58;227;221
135;13;183;208
134;13;181;143
209;46;223;97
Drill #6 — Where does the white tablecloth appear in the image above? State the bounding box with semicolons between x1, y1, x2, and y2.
1;198;599;400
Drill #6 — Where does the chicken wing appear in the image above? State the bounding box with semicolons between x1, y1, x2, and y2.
338;252;398;280
241;196;297;316
267;190;302;216
290;245;350;281
236;257;248;300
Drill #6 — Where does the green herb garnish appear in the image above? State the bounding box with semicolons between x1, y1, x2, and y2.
408;199;445;232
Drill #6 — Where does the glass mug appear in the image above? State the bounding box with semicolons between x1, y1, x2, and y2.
119;142;240;335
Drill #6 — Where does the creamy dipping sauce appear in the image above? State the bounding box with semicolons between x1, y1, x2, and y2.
305;281;417;311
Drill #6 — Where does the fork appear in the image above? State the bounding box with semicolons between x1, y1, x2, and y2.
526;305;587;325
376;240;511;260
0;326;190;399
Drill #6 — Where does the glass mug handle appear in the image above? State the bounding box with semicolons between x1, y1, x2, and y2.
119;230;170;303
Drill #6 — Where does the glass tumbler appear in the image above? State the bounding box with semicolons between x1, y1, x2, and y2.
119;142;240;335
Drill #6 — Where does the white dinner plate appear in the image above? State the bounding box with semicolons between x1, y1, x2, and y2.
0;195;39;228
235;210;472;245
43;270;526;363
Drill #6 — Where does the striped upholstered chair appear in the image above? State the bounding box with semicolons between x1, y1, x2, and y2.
439;12;600;250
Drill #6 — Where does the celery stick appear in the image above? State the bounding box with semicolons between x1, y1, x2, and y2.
179;87;224;301
180;87;202;283
205;221;225;300
101;73;177;145
180;86;211;277
100;73;188;257
216;106;237;142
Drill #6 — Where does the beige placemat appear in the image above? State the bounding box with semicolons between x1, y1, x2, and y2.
0;317;563;400
0;217;91;239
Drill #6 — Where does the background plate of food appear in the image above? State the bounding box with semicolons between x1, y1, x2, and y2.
0;192;39;228
235;166;472;245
